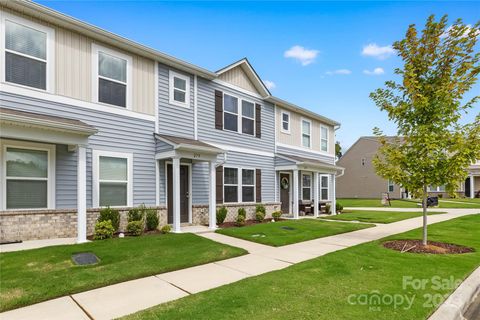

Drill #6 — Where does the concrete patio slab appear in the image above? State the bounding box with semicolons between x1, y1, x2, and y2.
215;253;292;276
156;262;249;294
0;297;89;320
72;276;187;320
0;238;77;253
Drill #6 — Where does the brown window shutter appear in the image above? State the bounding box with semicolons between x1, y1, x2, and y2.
256;169;262;203
216;165;223;204
215;90;223;130
255;103;261;138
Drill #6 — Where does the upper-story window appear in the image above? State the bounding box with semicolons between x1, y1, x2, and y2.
223;93;255;136
301;119;311;148
2;15;54;91
321;126;329;152
169;71;190;107
92;44;132;108
281;111;290;133
388;179;394;193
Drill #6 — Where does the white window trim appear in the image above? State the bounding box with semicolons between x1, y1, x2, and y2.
92;43;133;110
388;179;395;193
281;110;290;134
301;118;312;149
0;10;55;93
320;125;329;152
169;70;191;108
222;92;256;136
0;139;56;210
223;166;256;204
92;150;133;208
301;172;312;201
427;185;445;192
320;174;329;201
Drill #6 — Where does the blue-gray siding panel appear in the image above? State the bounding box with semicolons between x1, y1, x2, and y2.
155;140;173;153
1;92;156;208
56;144;77;208
192;161;209;205
276;145;335;165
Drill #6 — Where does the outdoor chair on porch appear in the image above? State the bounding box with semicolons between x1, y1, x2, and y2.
299;200;313;215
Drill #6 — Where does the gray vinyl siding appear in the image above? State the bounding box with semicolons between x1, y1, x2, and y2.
158;160;166;205
276;144;335;165
1;91;156;208
274;156;295;167
197;78;275;153
157;63;195;139
192;162;209;205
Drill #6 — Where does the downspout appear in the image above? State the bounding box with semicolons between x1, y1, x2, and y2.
193;74;198;140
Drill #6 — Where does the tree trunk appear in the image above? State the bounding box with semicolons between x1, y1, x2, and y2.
422;185;428;246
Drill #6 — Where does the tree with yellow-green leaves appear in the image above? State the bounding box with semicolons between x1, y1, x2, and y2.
370;15;480;245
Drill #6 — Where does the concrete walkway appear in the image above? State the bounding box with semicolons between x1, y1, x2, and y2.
1;208;477;320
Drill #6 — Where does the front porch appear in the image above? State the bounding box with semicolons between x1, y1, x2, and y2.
275;153;344;218
466;173;480;198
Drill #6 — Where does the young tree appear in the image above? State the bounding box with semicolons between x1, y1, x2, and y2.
370;15;480;245
335;141;343;159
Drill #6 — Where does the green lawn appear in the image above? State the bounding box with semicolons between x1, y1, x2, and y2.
216;219;374;247
339;198;480;209
123;214;480;320
322;210;445;224
0;233;246;312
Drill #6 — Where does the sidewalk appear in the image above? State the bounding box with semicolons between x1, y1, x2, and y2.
1;208;477;320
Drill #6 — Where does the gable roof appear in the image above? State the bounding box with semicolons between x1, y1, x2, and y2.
216;58;271;97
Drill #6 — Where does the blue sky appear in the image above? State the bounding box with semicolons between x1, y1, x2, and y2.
38;1;480;150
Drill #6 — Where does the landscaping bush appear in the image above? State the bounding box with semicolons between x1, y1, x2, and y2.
98;206;120;231
325;204;331;214
127;206;144;222
126;220;143;236
255;204;266;215
216;206;228;224
145;209;159;231
94;220;115;240
272;211;282;220
255;211;265;222
161;225;171;234
235;214;246;227
238;208;246;219
336;202;344;213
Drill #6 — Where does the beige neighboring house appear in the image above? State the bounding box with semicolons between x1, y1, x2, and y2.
337;136;480;199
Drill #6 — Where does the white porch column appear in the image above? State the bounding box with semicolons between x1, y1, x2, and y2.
77;146;87;243
331;173;337;215
208;161;217;229
470;175;475;199
292;169;299;219
172;157;181;233
313;172;319;218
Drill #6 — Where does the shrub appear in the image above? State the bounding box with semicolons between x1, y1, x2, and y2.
126;220;143;236
325;204;331;214
216;206;227;224
272;211;282;220
161;225;172;234
237;208;246;218
145;209;159;231
127;206;144;222
255;211;265;222
336;202;344;213
326;202;343;214
255;204;266;215
235;214;246;227
98;206;120;231
94;220;115;240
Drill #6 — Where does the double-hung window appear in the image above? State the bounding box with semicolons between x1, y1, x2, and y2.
320;175;329;200
223;94;239;132
2;141;55;210
242;169;255;202
224;167;238;203
321;126;329;152
3;16;54;91
388;180;395;192
93;151;132;207
302;173;312;200
241;100;255;135
281;111;290;133
302;119;311;148
169;71;190;107
93;45;131;108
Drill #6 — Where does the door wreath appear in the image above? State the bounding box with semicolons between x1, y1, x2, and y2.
280;177;289;190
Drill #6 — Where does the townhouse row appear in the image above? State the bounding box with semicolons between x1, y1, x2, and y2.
0;0;343;242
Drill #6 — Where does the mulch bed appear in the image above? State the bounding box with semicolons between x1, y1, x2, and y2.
218;218;282;228
383;239;474;254
86;230;162;240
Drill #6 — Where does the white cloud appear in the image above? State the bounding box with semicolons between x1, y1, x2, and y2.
441;25;480;38
363;67;385;76
325;69;352;75
284;45;319;66
361;43;395;60
263;80;276;90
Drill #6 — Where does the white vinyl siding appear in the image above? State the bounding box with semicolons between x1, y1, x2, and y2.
169;70;190;107
1;140;55;210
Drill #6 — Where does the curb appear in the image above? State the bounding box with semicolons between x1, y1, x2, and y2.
428;266;480;320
